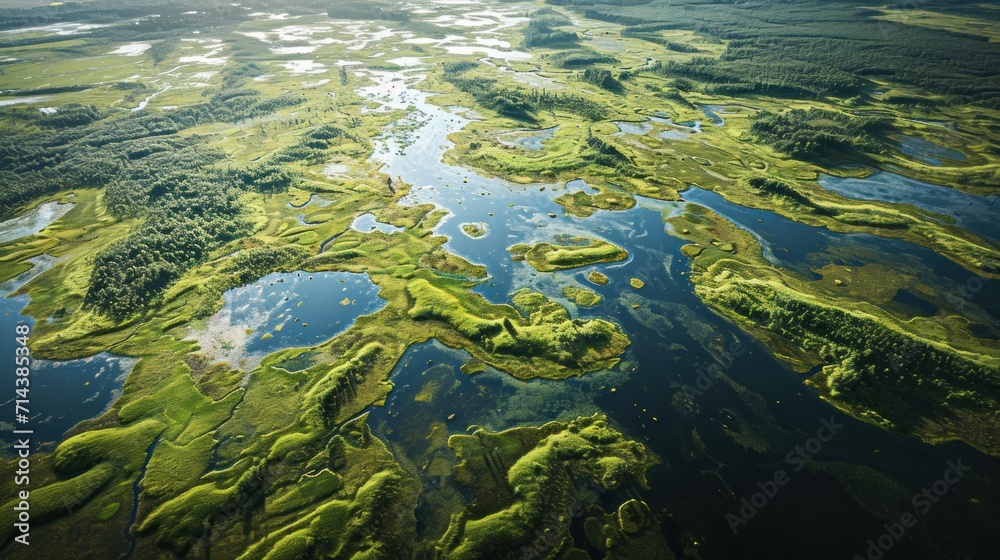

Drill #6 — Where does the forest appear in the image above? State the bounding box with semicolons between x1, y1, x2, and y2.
1;62;304;318
566;0;1000;105
749;108;890;160
0;65;301;217
443;62;608;122
2;1;999;559
327;1;411;22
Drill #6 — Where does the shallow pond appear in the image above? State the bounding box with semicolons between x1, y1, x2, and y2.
896;134;967;166
496;126;558;151
191;271;385;370
658;129;691;140
614;121;653;136
0;95;53;107
698;104;728;126
351;212;404;234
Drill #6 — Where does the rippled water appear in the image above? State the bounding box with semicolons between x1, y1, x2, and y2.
0;201;74;245
819;171;998;241
191;271;386;370
355;69;1000;559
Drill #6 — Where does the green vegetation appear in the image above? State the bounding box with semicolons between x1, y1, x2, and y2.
581;68;622;92
509;236;628;272
3;0;999;557
548;48;618;69
327;1;410;22
584;0;1000;104
588;271;610;285
406;279;629;379
670;204;1000;455
522;14;578;49
460;222;487;238
555;187;636;218
438;414;659;559
563;286;602;307
750;108;890;160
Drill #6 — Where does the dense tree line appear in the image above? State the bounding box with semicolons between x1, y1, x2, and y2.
327;1;409;22
547;48;618;68
1;61;310;319
644;57;863;99
522;16;578;48
0;64;301;215
443;63;607;122
272;124;367;164
446;76;610;122
0;0;336;33
716;281;1000;413
564;0;1000;105
580;68;621;92
749;108;890;159
85;176;252;320
88;150;295;320
585;136;639;176
545;0;654;6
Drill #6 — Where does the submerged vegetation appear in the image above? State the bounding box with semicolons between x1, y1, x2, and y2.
670;204;1000;454
2;0;999;558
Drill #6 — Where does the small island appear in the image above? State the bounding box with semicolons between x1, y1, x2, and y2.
563;286;603;307
509;236;628;272
460;222;488;238
555;189;636;218
588;271;610;285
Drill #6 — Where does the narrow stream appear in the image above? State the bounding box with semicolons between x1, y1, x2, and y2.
125;436;160;560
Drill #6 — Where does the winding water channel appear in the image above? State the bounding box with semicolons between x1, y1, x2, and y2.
358;67;1000;559
1;60;998;559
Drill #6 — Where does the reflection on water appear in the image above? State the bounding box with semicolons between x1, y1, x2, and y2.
819;171;998;241
0;201;75;245
351;213;404;234
352;70;1000;559
497;126;559;151
683;187;1000;321
1;258;134;456
614;121;653;136
698;104;728;127
896;134;967;166
190;271;385;370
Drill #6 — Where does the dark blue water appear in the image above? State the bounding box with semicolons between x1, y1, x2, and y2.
359;72;1000;560
197;271;386;368
896;134;967;166
0;258;134;457
819;171;998;241
684;187;1000;321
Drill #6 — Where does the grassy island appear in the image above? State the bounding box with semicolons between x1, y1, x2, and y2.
509;236;628;272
